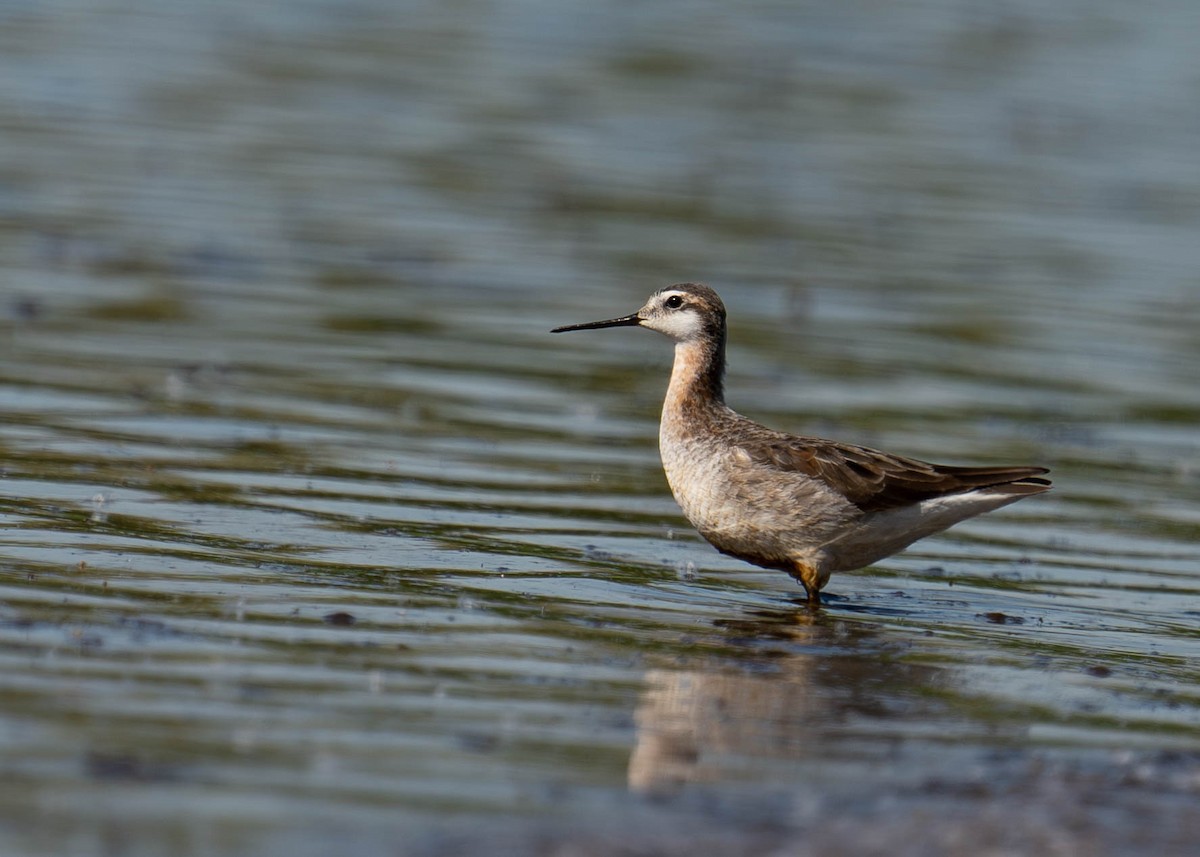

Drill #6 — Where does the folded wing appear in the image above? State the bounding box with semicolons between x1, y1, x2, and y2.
739;437;1051;513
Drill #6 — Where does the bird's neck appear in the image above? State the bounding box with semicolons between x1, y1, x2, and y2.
663;334;727;425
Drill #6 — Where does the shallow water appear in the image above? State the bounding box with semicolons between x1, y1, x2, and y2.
2;1;1199;855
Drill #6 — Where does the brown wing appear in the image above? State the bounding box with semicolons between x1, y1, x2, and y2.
740;436;1051;513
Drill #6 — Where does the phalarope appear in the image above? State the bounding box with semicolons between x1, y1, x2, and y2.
553;283;1050;605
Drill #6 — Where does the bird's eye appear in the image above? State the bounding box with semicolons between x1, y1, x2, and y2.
664;295;684;309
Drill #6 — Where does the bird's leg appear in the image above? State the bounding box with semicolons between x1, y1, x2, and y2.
790;560;824;608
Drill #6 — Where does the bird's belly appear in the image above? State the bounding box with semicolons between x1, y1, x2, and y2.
659;438;855;567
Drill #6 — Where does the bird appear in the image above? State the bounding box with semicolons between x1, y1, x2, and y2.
552;283;1051;605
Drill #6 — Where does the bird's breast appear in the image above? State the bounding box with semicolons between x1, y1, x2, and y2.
658;416;861;565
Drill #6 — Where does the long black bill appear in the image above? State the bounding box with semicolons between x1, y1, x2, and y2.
551;313;641;333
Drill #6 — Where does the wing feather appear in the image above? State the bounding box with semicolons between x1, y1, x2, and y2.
740;436;1050;513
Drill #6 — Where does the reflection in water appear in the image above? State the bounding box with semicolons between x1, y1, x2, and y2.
629;609;943;794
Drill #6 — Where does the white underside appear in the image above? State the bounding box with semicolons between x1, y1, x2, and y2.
821;486;1030;572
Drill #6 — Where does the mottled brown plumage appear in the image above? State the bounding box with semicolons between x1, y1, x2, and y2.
739;438;1049;514
553;283;1051;604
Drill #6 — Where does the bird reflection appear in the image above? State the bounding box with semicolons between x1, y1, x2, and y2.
628;602;944;794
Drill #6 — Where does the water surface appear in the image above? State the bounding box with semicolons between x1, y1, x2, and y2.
2;1;1199;854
